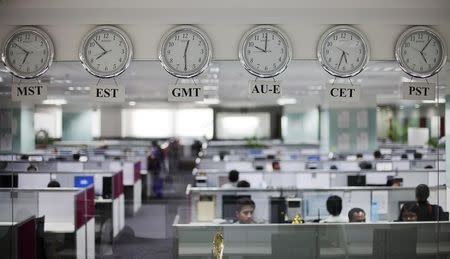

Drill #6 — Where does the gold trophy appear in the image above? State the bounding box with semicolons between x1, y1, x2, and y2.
291;213;304;224
212;231;224;259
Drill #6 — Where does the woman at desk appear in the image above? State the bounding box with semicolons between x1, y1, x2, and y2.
221;170;239;188
320;196;347;223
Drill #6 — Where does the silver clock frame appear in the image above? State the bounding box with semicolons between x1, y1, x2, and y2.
238;25;292;78
395;26;447;79
79;25;133;78
1;26;55;79
317;25;370;78
158;25;213;79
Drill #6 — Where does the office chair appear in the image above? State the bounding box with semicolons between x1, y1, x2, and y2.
36;216;47;259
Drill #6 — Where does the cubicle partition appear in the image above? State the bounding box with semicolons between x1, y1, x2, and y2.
198;157;446;172
0;187;95;259
1;158;141;217
186;186;447;223
0;169;126;241
173;221;450;259
0;215;36;259
195;169;447;189
109;160;142;215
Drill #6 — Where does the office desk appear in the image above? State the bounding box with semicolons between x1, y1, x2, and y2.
179;243;271;256
45;222;75;233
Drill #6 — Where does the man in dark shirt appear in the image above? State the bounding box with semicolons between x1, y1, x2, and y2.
415;184;448;221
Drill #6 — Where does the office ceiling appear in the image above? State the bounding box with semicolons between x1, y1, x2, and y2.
0;60;449;108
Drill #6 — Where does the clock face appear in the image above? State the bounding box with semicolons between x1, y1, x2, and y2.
317;26;370;78
239;26;292;78
79;26;133;78
159;26;212;78
395;26;447;78
1;27;54;79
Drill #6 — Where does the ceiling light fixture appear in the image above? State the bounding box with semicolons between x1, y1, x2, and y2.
42;99;67;105
277;97;297;106
196;98;220;105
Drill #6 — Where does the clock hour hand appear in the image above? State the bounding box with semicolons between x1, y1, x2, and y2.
94;39;107;52
420;52;428;63
95;50;111;60
254;46;266;52
336;47;349;56
343;51;348;64
21;52;29;64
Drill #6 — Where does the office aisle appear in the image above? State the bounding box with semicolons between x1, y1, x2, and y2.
99;169;194;259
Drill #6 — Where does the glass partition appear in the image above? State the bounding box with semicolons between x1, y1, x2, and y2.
174;222;450;259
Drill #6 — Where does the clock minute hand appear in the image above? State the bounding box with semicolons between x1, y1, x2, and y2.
337;52;344;69
421;39;432;53
14;43;29;54
184;40;190;71
264;34;268;52
94;39;107;52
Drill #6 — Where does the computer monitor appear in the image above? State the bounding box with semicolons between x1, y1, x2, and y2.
74;175;94;188
222;195;251;220
307;155;320;162
376;162;393;171
0;175;18;188
102;176;112;199
303;193;330;220
347;175;366;186
248;149;263;156
380;148;392;155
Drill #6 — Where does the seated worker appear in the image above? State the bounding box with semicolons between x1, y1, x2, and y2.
386;177;402;187
221;170;239;188
415;184;448;221
348;208;366;222
321;195;347;223
373;150;382;160
237;180;250;188
398;202;419;222
27;163;37;172
47;180;61;188
235;197;255;224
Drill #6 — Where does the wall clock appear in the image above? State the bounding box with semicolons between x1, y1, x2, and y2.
79;25;133;78
238;25;292;78
159;25;212;78
395;26;447;78
1;26;54;79
317;25;370;78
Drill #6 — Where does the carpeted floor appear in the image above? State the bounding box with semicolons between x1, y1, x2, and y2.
97;168;194;259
